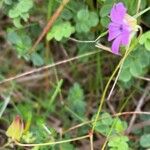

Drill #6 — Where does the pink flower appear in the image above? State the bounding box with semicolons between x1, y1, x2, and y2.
108;3;136;55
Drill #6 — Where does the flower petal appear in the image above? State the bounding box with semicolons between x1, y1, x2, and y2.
108;23;121;41
108;30;121;41
121;25;130;45
110;2;126;23
111;36;122;55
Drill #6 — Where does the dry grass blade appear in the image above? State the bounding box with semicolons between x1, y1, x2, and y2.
0;50;101;85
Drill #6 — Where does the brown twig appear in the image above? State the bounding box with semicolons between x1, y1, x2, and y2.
29;0;70;53
131;120;150;131
64;111;150;134
136;76;150;82
126;84;150;134
0;50;101;85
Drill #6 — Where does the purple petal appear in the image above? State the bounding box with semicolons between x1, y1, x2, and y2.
122;27;130;46
108;23;121;41
111;36;122;55
108;22;120;30
110;3;126;23
108;30;121;41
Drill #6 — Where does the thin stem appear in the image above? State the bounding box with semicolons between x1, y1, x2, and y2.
95;31;108;42
0;140;13;149
0;89;13;118
69;30;108;43
91;49;131;132
15;135;89;147
90;134;94;150
0;95;11;118
69;37;95;43
64;111;150;134
126;84;150;134
136;76;150;82
101;91;135;149
92;23;141;133
106;65;122;101
29;0;70;53
65;105;85;122
134;6;150;18
136;0;141;13
0;49;102;85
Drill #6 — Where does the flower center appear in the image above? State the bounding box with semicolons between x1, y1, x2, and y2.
124;14;138;31
119;25;123;31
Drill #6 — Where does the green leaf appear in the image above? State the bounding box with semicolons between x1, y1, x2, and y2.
101;112;113;125
67;83;85;117
99;1;112;27
30;53;44;67
108;135;129;150
75;9;99;33
77;9;89;21
113;118;127;133
8;0;33;18
87;12;99;27
95;124;110;136
139;31;150;51
4;0;12;5
9;8;21;18
130;59;143;77
140;134;150;148
61;9;73;20
122;0;137;15
7;31;22;45
100;4;112;17
7;30;32;56
47;21;75;41
13;17;22;28
119;47;150;82
20;13;29;22
92;112;113;136
8;0;33;27
76;23;90;33
100;17;110;27
17;0;33;13
119;67;132;82
137;49;150;67
145;39;150;51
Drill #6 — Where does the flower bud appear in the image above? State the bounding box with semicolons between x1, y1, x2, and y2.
6;115;24;141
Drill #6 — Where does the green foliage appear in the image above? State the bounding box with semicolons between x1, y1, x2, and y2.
93;112;129;149
140;134;150;148
99;0;116;27
30;53;44;66
7;0;33;28
108;135;129;150
139;31;150;51
47;21;75;41
4;0;12;5
22;131;36;143
67;83;85;117
93;113;127;136
99;4;112;27
75;9;99;33
60;143;75;150
122;0;147;15
1;0;150;149
7;30;32;56
7;30;44;66
119;47;150;82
